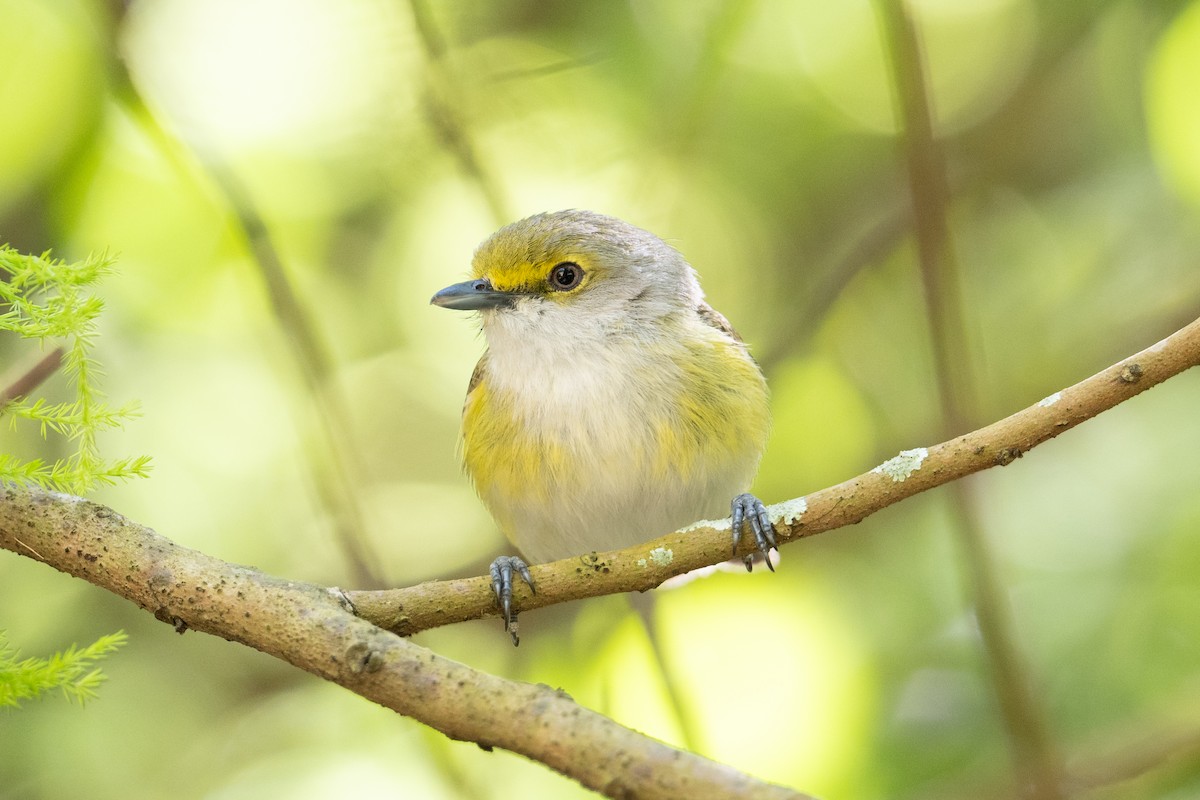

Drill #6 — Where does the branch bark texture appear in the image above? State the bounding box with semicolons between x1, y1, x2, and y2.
0;488;806;800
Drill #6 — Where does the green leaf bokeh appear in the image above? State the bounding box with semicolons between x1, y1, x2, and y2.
2;1;1200;798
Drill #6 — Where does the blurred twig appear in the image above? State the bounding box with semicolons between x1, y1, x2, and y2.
107;61;384;587
655;0;757;161
630;0;757;212
0;347;64;408
408;0;513;225
348;314;1200;635
198;158;386;588
1065;718;1200;795
920;702;1200;799
874;2;1065;798
757;204;912;375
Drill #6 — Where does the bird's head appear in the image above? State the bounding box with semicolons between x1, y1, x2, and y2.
431;211;703;341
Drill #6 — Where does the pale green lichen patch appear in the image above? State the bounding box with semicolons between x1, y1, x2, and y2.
648;546;673;566
873;447;929;482
679;516;732;533
638;546;676;568
1037;391;1062;407
772;497;808;525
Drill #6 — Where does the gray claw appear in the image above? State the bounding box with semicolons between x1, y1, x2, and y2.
731;493;777;572
489;555;535;646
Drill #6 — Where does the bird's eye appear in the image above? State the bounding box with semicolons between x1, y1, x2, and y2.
548;262;584;291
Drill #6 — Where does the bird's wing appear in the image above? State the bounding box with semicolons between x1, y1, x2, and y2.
464;352;488;414
696;301;746;344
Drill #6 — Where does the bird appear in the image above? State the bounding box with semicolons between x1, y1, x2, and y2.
431;210;774;643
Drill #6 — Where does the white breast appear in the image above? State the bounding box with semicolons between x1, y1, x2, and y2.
479;301;758;562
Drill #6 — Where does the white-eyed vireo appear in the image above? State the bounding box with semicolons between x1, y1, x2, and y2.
432;210;773;643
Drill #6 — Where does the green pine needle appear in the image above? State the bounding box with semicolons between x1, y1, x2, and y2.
0;630;129;708
0;245;150;494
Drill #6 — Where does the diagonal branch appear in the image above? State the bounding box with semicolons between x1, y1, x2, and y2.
347;314;1200;636
107;70;386;588
0;487;808;800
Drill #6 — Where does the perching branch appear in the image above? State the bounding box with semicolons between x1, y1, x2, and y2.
347;314;1200;636
1;316;1198;798
0;488;807;800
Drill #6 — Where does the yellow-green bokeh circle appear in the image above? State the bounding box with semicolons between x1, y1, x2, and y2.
1146;1;1200;209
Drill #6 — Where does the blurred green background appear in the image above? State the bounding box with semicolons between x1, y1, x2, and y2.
2;0;1200;798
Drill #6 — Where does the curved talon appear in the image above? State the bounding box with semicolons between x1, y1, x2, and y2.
731;493;777;572
489;555;535;646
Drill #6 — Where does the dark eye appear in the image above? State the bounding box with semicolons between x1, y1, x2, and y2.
548;262;583;291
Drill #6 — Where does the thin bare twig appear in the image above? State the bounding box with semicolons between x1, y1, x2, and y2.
874;2;1066;797
0;347;64;407
915;702;1200;799
106;65;385;587
757;205;912;375
1065;719;1200;795
409;0;513;225
202;157;386;588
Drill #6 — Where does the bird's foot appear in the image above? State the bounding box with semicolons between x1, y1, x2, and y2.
490;555;535;646
731;493;777;572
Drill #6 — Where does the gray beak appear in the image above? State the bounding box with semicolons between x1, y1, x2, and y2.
430;278;515;311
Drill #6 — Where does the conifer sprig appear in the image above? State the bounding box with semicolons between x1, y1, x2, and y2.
0;246;150;493
0;630;129;708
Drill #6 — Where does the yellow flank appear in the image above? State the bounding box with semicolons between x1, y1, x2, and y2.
461;325;770;548
679;337;770;459
461;378;552;531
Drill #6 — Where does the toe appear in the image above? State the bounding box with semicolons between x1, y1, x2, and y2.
489;555;533;646
731;500;746;557
731;493;778;571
